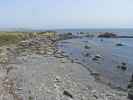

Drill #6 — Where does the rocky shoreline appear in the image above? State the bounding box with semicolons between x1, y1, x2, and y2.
0;33;129;100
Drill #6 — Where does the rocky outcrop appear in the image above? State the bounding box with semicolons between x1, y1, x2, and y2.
98;32;117;38
16;37;57;56
58;32;78;40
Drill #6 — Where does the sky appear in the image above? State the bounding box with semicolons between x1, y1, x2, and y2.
0;0;133;29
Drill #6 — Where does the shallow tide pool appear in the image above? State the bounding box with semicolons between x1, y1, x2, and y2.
58;37;133;89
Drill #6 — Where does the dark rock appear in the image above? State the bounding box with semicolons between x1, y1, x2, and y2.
91;72;100;77
58;32;76;40
79;32;85;34
128;82;133;89
116;43;124;46
92;55;102;61
67;32;73;36
122;62;126;66
95;55;102;59
71;59;74;63
121;66;127;71
98;32;117;38
54;52;65;58
63;90;73;98
92;57;98;61
117;65;121;69
128;88;133;100
128;73;133;100
85;53;90;57
91;72;101;80
84;45;91;49
117;62;127;71
82;52;90;57
131;74;133;81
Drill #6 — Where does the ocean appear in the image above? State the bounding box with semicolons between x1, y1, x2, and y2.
54;28;133;35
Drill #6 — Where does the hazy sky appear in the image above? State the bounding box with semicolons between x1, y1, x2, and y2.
0;0;133;29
